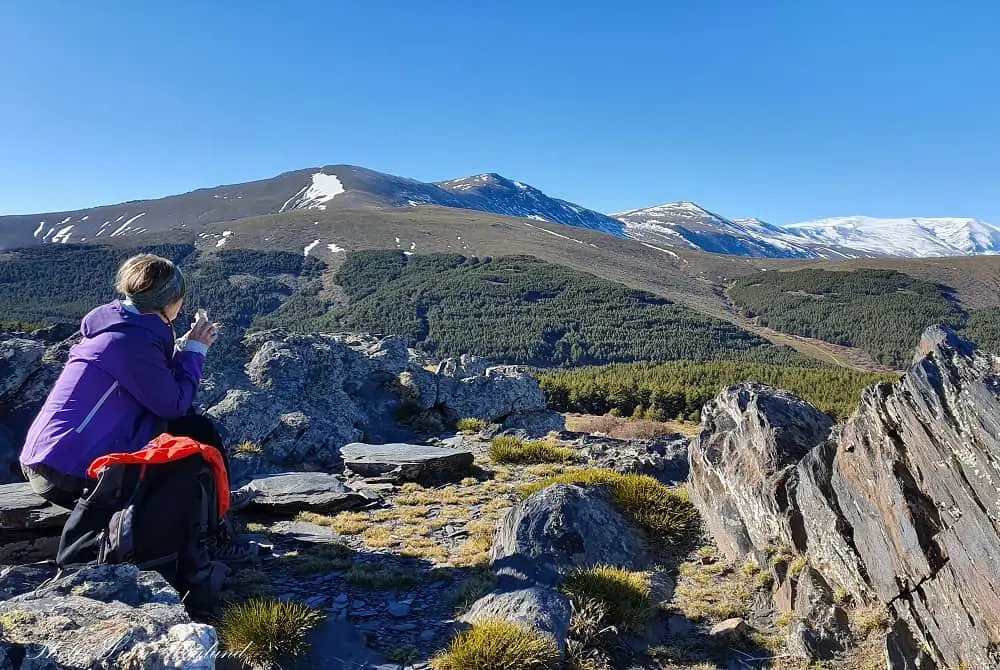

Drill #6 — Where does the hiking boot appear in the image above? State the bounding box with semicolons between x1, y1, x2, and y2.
214;538;259;563
228;484;260;512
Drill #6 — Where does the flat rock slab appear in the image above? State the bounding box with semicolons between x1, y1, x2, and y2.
341;443;474;483
268;520;345;545
0;482;71;530
244;472;369;515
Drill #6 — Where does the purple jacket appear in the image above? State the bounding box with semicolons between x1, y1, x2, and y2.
19;301;206;479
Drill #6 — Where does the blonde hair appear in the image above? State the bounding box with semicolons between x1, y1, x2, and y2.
115;254;186;312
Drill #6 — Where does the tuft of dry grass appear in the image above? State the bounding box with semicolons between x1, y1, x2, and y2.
217;599;324;669
672;558;756;622
234;440;263;456
362;526;396;548
489;436;575;465
280;543;354;575
400;537;449;562
431;619;559;670
295;510;370;535
561;565;651;632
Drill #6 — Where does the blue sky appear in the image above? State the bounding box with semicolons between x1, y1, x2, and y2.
1;1;998;224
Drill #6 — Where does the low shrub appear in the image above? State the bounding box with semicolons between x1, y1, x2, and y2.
431;619;559;670
456;417;488;433
489;436;574;465
522;469;698;541
217;599;324;669
561;565;651;631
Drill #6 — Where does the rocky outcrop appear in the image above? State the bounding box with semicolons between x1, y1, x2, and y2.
0;564;216;669
689;326;1000;668
0;337;74;484
0;329;554;480
203;332;553;473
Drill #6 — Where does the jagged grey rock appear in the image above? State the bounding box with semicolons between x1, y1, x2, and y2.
0;337;71;483
689;326;1000;668
689;383;834;561
206;331;412;470
434;357;547;422
244;471;369;514
461;587;572;652
0;484;69;562
491;484;648;586
0;564;215;670
500;410;566;437
341;442;474;483
579;433;689;482
0;339;45;401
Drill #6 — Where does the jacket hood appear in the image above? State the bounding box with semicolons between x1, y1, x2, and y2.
80;300;173;343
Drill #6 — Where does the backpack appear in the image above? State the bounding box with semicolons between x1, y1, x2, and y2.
57;434;231;616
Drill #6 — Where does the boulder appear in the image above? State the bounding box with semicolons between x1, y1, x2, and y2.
0;563;59;601
491;484;648;587
0;564;216;669
579;434;689;483
708;617;748;641
688;326;1000;668
461;587;572;652
0;339;46;401
244;472;370;515
500;410;566;437
341;443;474;484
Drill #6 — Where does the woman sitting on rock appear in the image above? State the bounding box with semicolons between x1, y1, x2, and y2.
18;253;255;522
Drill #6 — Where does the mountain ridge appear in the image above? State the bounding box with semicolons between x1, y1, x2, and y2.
1;163;997;260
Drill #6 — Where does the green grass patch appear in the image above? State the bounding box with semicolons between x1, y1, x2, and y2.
280;543;354;575
522;469;698;541
431;619;559;670
345;564;419;590
489;436;574;465
561;565;651;632
217;598;324;669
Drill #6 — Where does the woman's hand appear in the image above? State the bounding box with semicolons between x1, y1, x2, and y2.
188;320;220;348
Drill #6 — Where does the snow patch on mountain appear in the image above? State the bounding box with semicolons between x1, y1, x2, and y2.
281;172;345;212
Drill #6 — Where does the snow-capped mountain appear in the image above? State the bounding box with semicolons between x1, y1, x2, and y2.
612;202;856;259
783;216;1000;258
437;174;624;236
2;162;996;261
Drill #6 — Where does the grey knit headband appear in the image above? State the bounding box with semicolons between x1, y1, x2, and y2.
126;266;186;314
